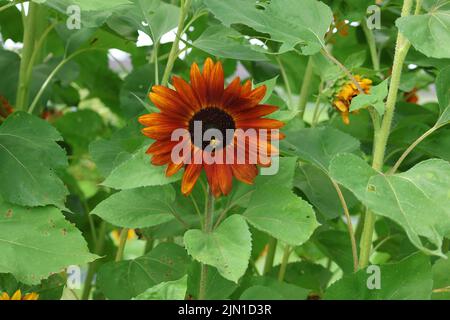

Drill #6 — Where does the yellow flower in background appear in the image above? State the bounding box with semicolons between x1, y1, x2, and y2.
333;75;372;125
111;229;137;243
0;290;39;300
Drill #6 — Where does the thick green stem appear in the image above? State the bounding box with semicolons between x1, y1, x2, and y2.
198;189;214;300
297;56;314;118
263;237;277;275
161;0;191;86
359;0;415;269
278;245;291;282
0;0;25;13
15;1;39;111
115;228;129;262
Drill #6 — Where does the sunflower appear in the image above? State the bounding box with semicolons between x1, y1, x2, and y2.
0;289;39;300
0;95;13;120
333;75;372;125
139;58;284;197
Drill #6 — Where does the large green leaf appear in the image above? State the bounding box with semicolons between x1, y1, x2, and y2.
97;243;189;300
0;200;97;285
204;0;333;54
396;0;450;59
282;127;360;172
0;112;68;207
192;25;268;61
54;110;104;155
243;158;319;246
350;79;389;116
184;214;252;283
187;262;237;300
102;146;181;189
330;154;450;257
89;120;145;177
91;186;177;228
431;253;450;300
325;253;433;299
134;275;187;300
436;65;450;127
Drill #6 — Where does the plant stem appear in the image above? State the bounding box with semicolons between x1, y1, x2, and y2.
390;125;437;174
362;22;380;72
297;56;314;118
28;48;99;113
275;56;293;108
161;0;191;86
81;221;106;300
0;0;25;13
311;82;323;127
331;179;359;272
358;0;415;269
198;188;214;300
263;237;277;275
321;48;365;94
278;245;291;282
115;228;129;262
15;1;39;111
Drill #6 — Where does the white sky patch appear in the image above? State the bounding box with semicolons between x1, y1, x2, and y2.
350;21;360;27
3;39;23;51
332;27;338;33
408;64;418;70
16;1;29;14
108;48;132;74
249;38;268;50
136;30;154;47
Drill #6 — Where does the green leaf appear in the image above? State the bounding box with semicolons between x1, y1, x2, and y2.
134;275;187;300
204;0;332;54
436;65;450;127
0;112;68;207
240;286;284;300
91;186;177;228
330;154;450;257
396;0;450;58
192;25;268;61
325;253;433;300
238;276;309;300
97;243;189;300
255;76;278;104
282;127;360;172
294;164;357;220
314;230;355;273
89;120;145;177
243;158;318;246
120;64;156;118
350;79;389;115
187;262;237;300
102;146;181;190
54;110;104;155
0;200;97;285
184;215;252;283
431;253;450;300
71;0;132;11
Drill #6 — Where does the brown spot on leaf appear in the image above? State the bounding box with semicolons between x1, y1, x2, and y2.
5;209;13;218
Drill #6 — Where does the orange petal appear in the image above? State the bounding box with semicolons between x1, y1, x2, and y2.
207;61;225;105
11;290;21;300
231;164;258;184
181;163;203;195
216;164;232;196
166;162;184;177
190;63;208;106
222;77;241;107
237;118;284;129
202;58;215;80
234;104;278;120
172;76;202;111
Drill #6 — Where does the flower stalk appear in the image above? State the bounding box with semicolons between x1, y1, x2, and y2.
358;0;416;269
198;188;214;300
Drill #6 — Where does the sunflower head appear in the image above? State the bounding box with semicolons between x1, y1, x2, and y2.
0;289;39;300
139;58;284;198
332;75;372;124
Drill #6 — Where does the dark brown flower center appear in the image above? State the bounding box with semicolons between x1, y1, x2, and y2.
188;107;236;150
